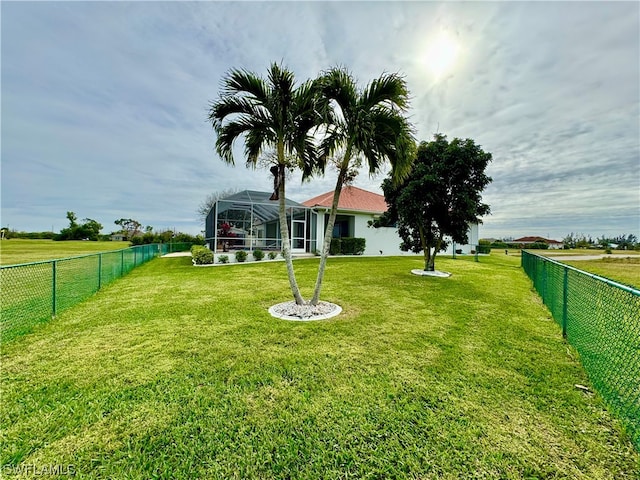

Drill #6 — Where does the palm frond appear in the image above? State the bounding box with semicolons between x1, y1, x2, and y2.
318;67;359;122
222;68;269;104
215;121;251;165
360;72;409;112
208;96;267;129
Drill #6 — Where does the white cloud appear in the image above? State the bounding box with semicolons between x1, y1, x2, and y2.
2;1;638;240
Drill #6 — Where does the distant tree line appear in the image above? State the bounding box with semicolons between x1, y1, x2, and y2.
562;233;638;250
482;233;639;250
129;231;204;246
483;239;550;250
1;230;56;240
1;212;204;245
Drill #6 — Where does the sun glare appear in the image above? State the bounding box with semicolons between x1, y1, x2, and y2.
424;30;460;80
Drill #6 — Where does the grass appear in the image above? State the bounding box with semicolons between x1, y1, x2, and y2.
540;248;640;257
1;255;638;478
562;256;640;289
0;239;130;266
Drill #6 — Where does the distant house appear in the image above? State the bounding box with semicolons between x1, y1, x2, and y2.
204;187;479;255
110;233;127;242
512;236;564;249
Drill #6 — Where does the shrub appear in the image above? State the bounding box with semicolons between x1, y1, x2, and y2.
329;238;342;255
476;244;491;254
527;242;549;250
217;254;229;264
268;251;278;260
338;237;366;255
192;246;214;265
252;249;264;261
235;250;248;262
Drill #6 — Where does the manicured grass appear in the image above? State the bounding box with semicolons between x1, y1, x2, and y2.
542;249;640;257
564;256;640;289
1;255;638;478
0;239;129;266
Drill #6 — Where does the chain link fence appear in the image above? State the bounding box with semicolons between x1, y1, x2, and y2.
522;250;640;450
0;243;191;343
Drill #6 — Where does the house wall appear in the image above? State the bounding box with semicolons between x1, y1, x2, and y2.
352;213;405;255
313;210;480;256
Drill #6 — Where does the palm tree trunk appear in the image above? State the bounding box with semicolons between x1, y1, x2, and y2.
310;164;347;306
277;164;306;305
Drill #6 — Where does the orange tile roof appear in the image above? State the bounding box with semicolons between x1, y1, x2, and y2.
303;186;388;213
514;236;563;244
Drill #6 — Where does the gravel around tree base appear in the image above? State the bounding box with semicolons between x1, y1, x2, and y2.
269;301;342;321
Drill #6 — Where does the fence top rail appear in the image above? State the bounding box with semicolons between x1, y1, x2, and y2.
0;243;163;270
523;250;640;296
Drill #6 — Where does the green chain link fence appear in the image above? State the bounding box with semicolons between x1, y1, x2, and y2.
522;250;640;450
0;243;191;343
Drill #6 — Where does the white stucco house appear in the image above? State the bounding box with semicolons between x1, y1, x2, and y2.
303;186;478;256
204;186;479;256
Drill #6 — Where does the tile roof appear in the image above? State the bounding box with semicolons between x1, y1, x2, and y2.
513;236;563;244
303;186;388;213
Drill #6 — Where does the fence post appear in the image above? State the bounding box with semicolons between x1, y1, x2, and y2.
541;260;547;305
98;253;102;290
562;266;568;338
121;249;124;277
52;260;57;317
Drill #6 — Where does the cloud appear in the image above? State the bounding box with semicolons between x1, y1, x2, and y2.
1;1;638;241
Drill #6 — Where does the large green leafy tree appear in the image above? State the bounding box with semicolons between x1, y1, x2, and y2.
309;68;415;305
379;134;492;272
54;212;103;241
114;218;142;240
208;63;323;305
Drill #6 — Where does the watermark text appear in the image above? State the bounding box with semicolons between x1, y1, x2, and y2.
2;463;76;476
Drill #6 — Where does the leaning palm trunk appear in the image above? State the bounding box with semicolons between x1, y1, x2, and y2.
310;167;346;305
276;164;306;305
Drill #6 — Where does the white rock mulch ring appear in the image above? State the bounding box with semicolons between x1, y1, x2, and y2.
411;269;452;278
269;301;342;321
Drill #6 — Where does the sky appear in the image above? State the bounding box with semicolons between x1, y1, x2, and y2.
2;1;639;241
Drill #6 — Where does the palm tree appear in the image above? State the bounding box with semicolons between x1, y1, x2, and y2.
310;68;415;305
208;63;323;305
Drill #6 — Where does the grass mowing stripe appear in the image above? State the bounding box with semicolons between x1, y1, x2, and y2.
564;257;640;289
0;239;130;266
1;255;638;478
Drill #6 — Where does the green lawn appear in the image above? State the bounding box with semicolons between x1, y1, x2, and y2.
1;255;638;478
543;249;640;257
0;239;129;266
563;256;640;289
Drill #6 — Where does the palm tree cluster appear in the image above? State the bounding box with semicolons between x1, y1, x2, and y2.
208;63;415;307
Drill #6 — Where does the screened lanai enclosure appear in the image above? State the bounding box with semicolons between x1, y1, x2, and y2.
205;191;317;254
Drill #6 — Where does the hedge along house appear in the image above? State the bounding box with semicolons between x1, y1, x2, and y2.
303;186;479;256
205;187;479;257
205;190;317;254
